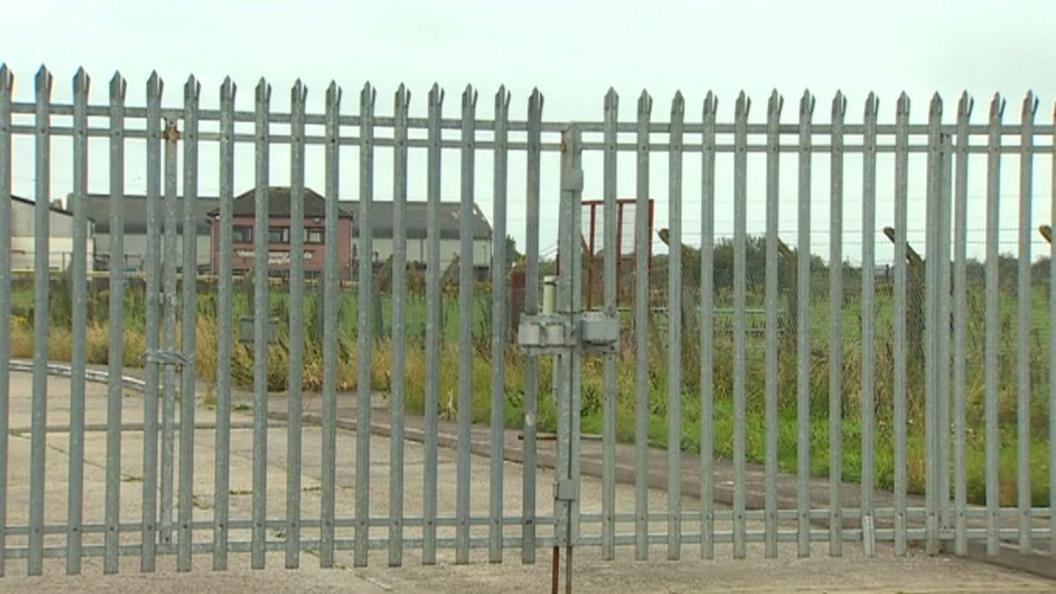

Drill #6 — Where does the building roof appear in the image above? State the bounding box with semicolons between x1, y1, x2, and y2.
224;187;353;219
346;200;492;240
223;187;492;241
13;194;74;216
85;187;493;240
85;193;218;234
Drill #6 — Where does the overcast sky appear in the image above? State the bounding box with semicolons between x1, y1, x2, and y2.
4;1;1055;262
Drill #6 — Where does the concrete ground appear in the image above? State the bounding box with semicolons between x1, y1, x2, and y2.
0;371;1053;593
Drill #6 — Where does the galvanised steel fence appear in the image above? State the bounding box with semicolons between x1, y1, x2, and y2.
0;65;1053;576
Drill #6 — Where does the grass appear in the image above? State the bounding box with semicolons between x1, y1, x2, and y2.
7;274;1054;508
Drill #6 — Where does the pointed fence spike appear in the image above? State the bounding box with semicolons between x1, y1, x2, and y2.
671;91;685;115
147;71;163;97
832;90;847;116
799;90;813;114
865;92;879;116
35;65;53;92
0;64;12;90
989;93;1003;117
256;78;271;102
327;80;340;97
529;87;543;113
74;67;90;91
929;92;943;116
109;71;125;96
1022;91;1039;117
638;89;653;112
768;90;782;115
185;75;201;99
736;91;750;116
703;91;717;116
957;91;973;117
897;92;910;115
221;77;236;101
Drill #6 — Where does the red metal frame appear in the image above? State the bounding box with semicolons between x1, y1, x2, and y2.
573;198;653;309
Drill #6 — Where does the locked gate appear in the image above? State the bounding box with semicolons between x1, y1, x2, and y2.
0;65;1053;579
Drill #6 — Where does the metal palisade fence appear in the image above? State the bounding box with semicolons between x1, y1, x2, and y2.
0;64;1053;576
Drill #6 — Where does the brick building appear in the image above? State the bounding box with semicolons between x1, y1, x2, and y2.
210;187;354;279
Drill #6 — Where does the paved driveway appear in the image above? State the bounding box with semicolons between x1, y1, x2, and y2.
0;371;1052;593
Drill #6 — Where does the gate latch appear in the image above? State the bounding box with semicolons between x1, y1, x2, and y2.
517;311;619;356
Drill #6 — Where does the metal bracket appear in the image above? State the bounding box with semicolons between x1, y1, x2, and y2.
517;311;618;356
561;168;584;192
553;479;579;502
142;349;190;367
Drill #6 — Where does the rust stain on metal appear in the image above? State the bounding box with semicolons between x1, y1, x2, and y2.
162;119;181;141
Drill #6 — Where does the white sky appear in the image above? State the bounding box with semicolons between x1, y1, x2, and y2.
4;0;1056;263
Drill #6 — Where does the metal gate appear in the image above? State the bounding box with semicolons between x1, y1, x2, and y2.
0;65;1053;578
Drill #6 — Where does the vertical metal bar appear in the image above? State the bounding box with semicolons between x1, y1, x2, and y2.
764;87;781;553
422;84;443;565
160;114;179;548
285;79;307;569
860;93;879;556
66;67;90;575
455;85;477;565
984;93;1004;556
634;90;652;561
600;88;618;561
177;75;200;572
388;83;410;568
700;92;717;560
489;85;510;564
251;78;271;570
522;88;543;564
828;92;846;557
354;82;376;568
952;92;973;556
763;90;782;559
732;91;750;560
141;71;164;572
0;65;12;579
1050;97;1056;558
27;65;52;577
796;90;815;559
554;123;582;566
937;130;953;542
892;93;910;556
213;76;236;571
103;71;126;575
1016;92;1037;553
319;81;341;568
666;91;684;561
923;93;942;555
569;122;585;564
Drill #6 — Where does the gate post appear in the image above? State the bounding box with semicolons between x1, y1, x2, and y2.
554;125;582;592
519;125;614;593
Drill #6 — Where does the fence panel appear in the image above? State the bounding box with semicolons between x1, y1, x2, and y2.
0;65;1050;576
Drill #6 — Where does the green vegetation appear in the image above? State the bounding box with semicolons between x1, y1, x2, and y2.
7;246;1054;508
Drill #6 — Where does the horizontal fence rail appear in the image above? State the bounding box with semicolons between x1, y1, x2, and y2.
0;64;1053;576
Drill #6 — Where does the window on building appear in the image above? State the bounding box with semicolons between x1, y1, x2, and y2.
305;227;324;244
268;226;289;244
233;225;253;243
